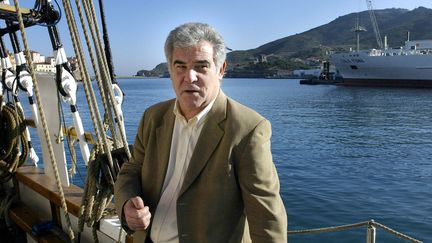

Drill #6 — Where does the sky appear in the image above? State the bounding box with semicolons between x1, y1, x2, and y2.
16;0;432;75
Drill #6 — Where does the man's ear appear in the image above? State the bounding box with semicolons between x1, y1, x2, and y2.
218;61;227;79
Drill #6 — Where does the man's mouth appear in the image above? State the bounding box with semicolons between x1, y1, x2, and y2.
184;87;200;93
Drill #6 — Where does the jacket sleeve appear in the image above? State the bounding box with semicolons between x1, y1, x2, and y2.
114;112;147;233
236;119;288;243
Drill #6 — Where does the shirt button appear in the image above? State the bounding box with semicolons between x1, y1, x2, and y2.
181;233;188;237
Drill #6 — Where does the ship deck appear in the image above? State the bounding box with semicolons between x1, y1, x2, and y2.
0;165;132;243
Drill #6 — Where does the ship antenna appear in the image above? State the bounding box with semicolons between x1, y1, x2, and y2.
351;11;366;52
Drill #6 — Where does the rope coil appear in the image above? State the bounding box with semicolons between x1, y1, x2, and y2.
0;102;28;182
78;145;130;237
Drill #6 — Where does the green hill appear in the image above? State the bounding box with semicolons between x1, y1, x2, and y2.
228;7;432;62
226;7;432;77
139;7;432;78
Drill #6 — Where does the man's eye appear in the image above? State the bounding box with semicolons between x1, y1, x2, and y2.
196;65;208;71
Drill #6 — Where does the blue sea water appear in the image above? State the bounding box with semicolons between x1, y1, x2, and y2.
31;78;431;242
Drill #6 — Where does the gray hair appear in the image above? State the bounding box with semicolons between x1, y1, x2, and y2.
164;22;227;70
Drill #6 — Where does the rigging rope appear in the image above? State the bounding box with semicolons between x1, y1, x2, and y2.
287;219;423;243
97;0;116;84
12;0;75;240
1;1;131;241
60;1;130;241
81;0;131;156
73;0;117;154
0;189;18;234
61;0;103;150
83;0;118;150
83;0;130;157
47;22;91;165
59;2;113;240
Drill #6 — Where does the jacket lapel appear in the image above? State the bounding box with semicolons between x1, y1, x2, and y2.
180;91;227;195
155;102;175;196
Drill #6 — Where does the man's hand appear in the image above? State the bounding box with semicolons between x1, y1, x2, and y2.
124;196;152;231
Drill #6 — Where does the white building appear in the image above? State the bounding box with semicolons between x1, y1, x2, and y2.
30;51;46;63
1;51;77;74
34;56;56;73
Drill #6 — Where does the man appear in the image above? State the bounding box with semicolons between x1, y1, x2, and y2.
114;22;287;243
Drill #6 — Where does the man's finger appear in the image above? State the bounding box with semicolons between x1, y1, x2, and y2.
130;196;145;209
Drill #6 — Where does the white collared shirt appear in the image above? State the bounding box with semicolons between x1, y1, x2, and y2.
150;98;216;243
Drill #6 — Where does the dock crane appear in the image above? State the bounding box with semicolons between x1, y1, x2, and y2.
366;0;383;49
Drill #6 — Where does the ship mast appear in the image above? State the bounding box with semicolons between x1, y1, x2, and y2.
351;12;366;52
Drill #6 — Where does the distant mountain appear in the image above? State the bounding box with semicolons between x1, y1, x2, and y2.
136;62;168;77
138;7;432;77
227;7;432;68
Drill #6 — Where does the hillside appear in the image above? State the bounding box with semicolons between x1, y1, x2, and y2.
137;7;432;78
229;7;432;60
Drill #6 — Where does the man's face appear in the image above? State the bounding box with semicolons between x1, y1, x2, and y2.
170;40;226;120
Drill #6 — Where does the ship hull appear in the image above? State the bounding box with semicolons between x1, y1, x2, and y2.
330;45;432;88
338;78;432;88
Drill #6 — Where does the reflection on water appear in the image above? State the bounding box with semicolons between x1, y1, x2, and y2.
28;78;431;242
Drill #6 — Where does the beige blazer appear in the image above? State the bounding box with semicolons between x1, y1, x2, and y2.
114;91;287;243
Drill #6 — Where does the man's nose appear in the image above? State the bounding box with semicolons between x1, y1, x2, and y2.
185;69;198;83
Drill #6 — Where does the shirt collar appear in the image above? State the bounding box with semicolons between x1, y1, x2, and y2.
173;96;217;125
